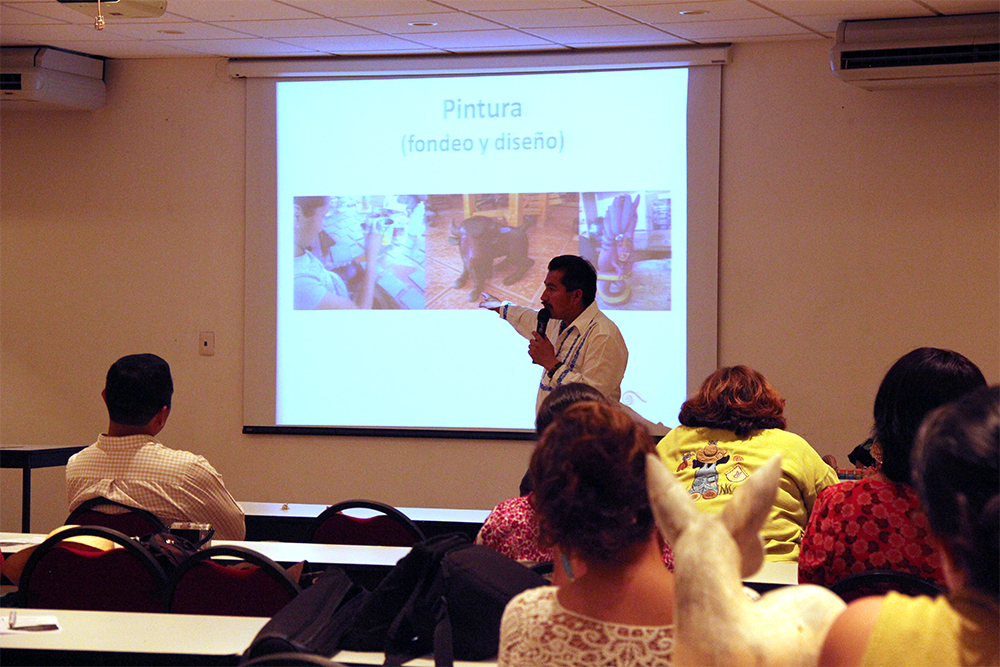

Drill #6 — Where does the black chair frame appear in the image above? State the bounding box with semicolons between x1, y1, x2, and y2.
308;499;425;545
164;544;301;614
66;496;167;535
19;525;168;609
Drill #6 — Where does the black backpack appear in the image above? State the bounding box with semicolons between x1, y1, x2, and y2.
243;533;547;666
243;565;368;662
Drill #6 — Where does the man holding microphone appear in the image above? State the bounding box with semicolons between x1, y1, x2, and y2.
482;255;628;413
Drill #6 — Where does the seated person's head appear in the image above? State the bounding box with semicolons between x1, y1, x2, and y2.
873;347;986;483
104;354;173;427
534;382;607;436
912;385;998;601
530;401;655;564
293;196;331;248
678;365;786;437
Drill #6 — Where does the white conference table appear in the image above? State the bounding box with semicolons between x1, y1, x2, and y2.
0;532;409;569
2;532;798;588
238;502;491;542
1;607;268;665
0;608;497;666
238;502;491;524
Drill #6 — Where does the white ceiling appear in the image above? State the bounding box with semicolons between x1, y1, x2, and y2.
1;0;997;60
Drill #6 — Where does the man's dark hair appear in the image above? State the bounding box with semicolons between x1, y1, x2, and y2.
105;354;173;426
548;255;597;307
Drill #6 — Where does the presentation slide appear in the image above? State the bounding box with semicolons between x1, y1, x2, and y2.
272;68;689;433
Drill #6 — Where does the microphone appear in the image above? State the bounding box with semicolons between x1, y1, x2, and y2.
536;307;551;337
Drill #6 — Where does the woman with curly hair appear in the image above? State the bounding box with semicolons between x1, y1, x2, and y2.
498;401;675;666
820;385;998;666
656;365;838;560
799;347;986;589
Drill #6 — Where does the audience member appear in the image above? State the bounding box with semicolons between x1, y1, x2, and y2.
478;383;673;572
656;365;838;560
799;348;986;588
477;383;608;567
66;354;245;540
819;385;998;667
498;402;675;666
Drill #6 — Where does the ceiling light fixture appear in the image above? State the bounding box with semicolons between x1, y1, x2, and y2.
679;10;709;16
408;21;439;27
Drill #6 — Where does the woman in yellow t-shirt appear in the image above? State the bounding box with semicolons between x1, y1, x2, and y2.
656;366;838;560
820;385;998;667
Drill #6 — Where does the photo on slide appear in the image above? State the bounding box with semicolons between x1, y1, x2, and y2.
425;193;577;309
581;191;673;311
292;194;426;310
293;191;673;312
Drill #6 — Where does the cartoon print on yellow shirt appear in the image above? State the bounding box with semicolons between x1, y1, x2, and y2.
676;442;731;500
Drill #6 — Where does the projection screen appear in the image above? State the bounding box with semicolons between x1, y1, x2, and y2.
238;46;725;438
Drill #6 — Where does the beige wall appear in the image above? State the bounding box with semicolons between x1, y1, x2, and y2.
2;40;997;534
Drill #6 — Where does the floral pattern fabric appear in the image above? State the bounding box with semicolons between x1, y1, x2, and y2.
478;495;554;563
798;478;945;588
499;586;674;667
478;495;675;570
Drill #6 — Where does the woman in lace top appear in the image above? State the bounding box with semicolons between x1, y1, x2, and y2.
498;402;675;666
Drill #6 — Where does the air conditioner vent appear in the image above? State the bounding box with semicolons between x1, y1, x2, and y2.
832;13;1000;89
0;73;23;90
840;42;1000;71
0;47;106;110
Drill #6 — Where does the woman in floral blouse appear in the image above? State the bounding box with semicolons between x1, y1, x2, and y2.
799;347;986;588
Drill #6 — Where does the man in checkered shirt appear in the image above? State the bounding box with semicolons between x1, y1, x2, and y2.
66;353;245;539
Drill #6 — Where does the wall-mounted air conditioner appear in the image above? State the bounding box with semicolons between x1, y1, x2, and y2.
831;13;999;90
0;47;106;111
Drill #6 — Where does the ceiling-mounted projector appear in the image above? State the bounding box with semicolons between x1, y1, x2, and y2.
56;0;167;19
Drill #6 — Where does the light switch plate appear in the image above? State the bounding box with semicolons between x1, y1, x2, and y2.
199;331;215;356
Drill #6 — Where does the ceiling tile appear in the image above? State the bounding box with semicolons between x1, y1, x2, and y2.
167;37;322;57
1;20;132;43
211;19;372;39
102;21;251;41
598;0;728;6
473;7;637;27
283;0;456;18
758;0;931;18
921;0;1000;13
656;16;815;39
272;33;438;53
613;1;780;23
444;0;591;9
6;1;98;23
1;3;69;24
56;39;204;58
524;23;690;45
404;28;557;48
165;0;318;21
341;11;505;33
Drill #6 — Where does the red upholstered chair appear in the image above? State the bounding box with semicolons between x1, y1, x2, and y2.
308;500;425;547
166;545;301;617
18;526;167;612
66;497;166;537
